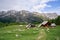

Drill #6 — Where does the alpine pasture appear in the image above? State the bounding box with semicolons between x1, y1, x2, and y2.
0;25;60;40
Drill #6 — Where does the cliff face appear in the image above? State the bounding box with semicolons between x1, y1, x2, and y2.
0;10;43;23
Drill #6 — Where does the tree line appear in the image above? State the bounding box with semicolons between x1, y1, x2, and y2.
49;16;60;25
0;16;60;28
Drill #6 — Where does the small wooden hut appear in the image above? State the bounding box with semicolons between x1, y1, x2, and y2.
51;23;56;27
26;23;36;29
38;21;51;27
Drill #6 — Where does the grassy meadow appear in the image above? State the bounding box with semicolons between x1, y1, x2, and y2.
0;25;60;40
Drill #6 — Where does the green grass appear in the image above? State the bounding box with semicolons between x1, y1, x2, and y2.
0;25;60;40
46;26;60;40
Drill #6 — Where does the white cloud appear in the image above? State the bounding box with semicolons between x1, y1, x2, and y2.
32;4;51;12
0;0;56;12
31;0;56;12
40;0;56;3
0;0;59;15
28;0;38;3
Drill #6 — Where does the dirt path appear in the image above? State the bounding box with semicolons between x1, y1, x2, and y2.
37;29;47;40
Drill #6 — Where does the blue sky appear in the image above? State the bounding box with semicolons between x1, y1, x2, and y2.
0;0;60;15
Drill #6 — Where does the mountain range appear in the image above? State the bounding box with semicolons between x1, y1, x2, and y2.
0;10;58;23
